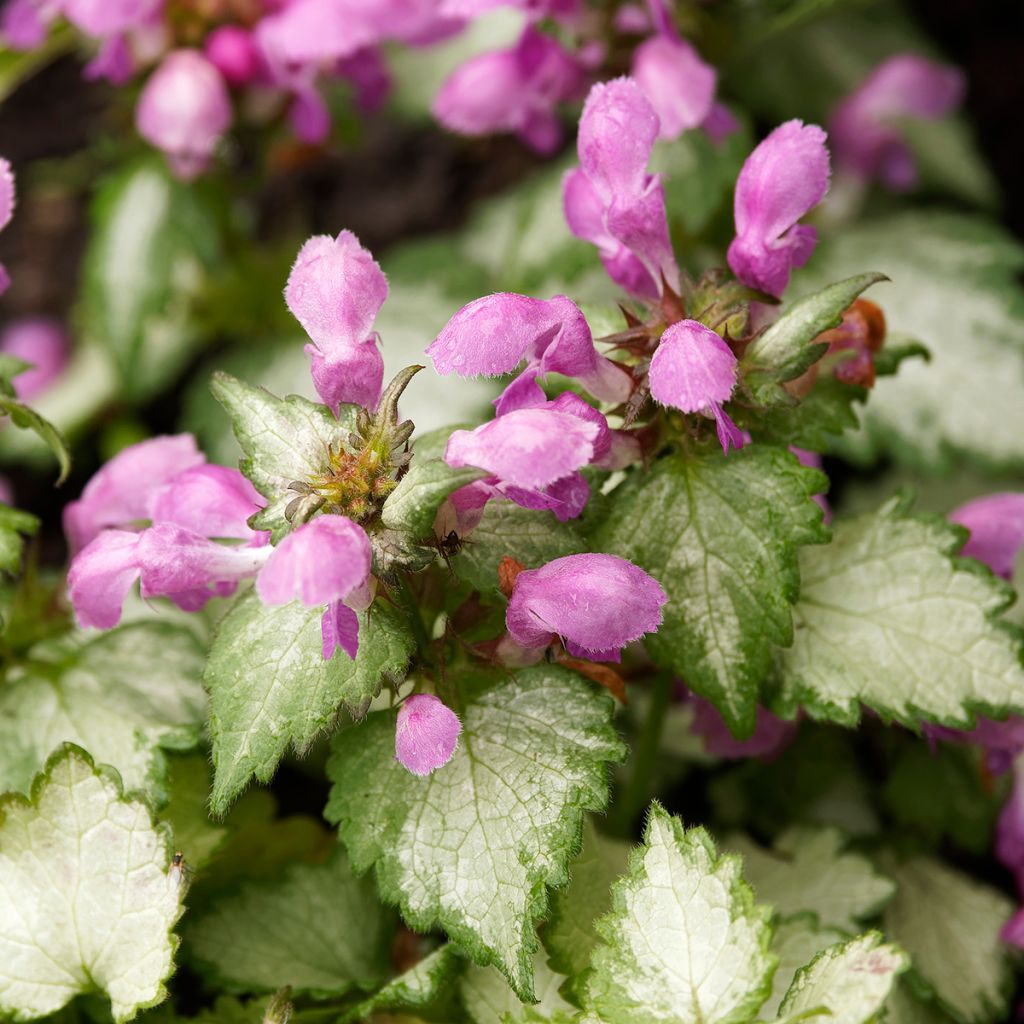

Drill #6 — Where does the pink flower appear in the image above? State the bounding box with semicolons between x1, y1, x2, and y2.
727;120;830;298
285;230;388;411
950;493;1024;580
648;319;743;453
427;293;631;414
433;27;585;154
444;403;601;523
135;50;232;180
0;317;70;400
631;34;716;140
689;694;796;759
505;552;667;661
63;434;206;554
149;464;265;541
0;0;55;49
563;77;679;299
256;515;372;659
204;25;263;87
395;693;461;775
0;157;14;295
831;55;965;191
62;0;163;83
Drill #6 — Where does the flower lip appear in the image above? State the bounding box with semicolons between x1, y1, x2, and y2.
395;693;462;776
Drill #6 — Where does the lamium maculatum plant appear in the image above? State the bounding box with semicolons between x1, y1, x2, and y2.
0;3;1023;1023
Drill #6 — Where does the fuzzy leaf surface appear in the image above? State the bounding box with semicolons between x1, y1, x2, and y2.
581;803;776;1024
794;213;1024;469
325;664;625;1001
0;746;184;1022
727;826;896;932
210;373;359;540
774;497;1024;728
778;932;908;1024
453;502;588;594
186;847;392;997
0;624;206;800
741;272;887;397
207;591;414;815
881;855;1014;1024
595;448;828;733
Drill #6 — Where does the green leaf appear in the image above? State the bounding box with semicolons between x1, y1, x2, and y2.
0;354;30;397
777;932;908;1024
325;664;626;1001
462;953;572;1024
0;745;185;1022
544;819;631;988
0;394;71;483
881;854;1014;1024
885;980;958;1024
741;272;888;399
0;623;207;800
595;448;828;734
186;846;392;997
340;944;463;1023
773;496;1024;728
726;826;896;932
207;591;414;815
0;503;38;576
381;458;486;538
762;917;847;1019
81;159;221;396
160;755;229;870
210;372;361;540
793;213;1024;470
581;803;776;1024
453;502;588;594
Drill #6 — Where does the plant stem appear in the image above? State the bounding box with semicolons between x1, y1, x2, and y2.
608;669;673;837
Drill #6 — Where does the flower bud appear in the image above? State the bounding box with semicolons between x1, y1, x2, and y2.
136;50;232;180
204;25;262;87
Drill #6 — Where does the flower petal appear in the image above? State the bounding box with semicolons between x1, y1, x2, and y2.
67;530;142;629
950;493;1024;579
322;599;361;660
395;693;461;776
149;464;265;541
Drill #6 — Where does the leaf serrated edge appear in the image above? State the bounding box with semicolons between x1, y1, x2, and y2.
0;742;184;1024
771;493;1024;731
327;667;627;1002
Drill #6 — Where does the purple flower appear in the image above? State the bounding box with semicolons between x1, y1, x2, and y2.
445;403;601;522
135;50;232;180
0;0;55;49
563;77;680;299
63;0;162;82
285;230;388;411
0;157;13;295
689;694;796;759
433;26;584;154
338;48;391;114
256;515;372;659
204;25;263;87
427;293;631;414
831;55;965;191
505;552;667;661
1001;908;1024;950
950;493;1024;580
0;317;69;400
727;120;830;298
67;459;268;626
395;693;462;776
648;319;743;453
63;434;206;554
631;34;716;140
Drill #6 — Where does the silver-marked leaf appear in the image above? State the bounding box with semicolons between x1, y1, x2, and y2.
381;458;486;538
0;746;184;1022
774;496;1024;728
881;854;1014;1024
778;932;908;1024
186;846;392;997
325;664;625;1001
0;623;206;800
207;591;414;815
210;373;359;540
595;448;828;734
762;917;846;1019
462;952;572;1024
727;826;896;932
582;803;776;1024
